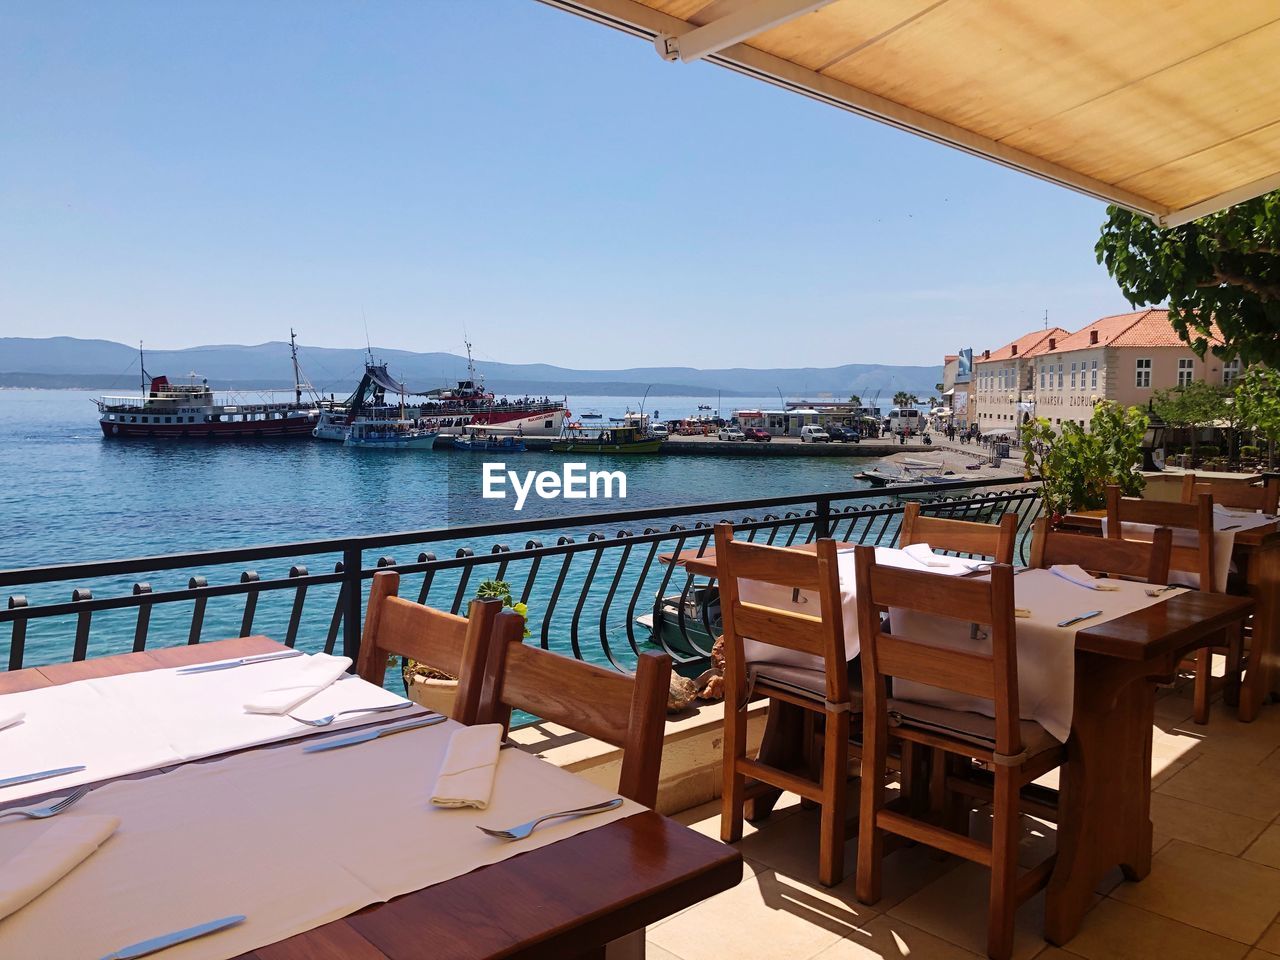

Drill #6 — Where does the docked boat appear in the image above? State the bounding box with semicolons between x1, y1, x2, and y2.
550;424;664;455
449;426;527;452
343;418;439;450
634;585;720;659
97;334;321;440
316;341;568;440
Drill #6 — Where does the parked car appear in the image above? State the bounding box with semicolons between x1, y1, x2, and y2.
800;425;831;443
742;426;772;442
717;427;746;441
827;424;860;443
650;424;670;439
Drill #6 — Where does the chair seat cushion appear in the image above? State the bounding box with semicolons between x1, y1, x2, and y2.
886;698;1059;761
749;662;862;710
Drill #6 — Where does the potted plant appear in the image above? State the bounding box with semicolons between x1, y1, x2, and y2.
403;579;529;714
1021;401;1148;524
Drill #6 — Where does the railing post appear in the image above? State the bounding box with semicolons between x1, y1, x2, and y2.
7;595;28;671
342;545;362;663
814;496;831;539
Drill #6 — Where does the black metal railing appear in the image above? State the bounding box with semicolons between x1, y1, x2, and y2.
2;477;1043;679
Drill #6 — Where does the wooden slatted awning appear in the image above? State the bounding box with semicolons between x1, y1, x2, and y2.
539;0;1280;225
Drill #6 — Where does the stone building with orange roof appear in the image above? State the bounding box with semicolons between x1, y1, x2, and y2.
1031;309;1235;429
971;327;1069;435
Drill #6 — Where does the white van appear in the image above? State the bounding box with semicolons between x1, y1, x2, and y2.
800;425;830;443
887;407;922;434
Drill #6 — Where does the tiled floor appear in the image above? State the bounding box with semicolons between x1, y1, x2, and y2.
651;680;1280;960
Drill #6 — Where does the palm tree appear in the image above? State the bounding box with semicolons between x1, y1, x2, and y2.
848;393;862;407
893;391;919;408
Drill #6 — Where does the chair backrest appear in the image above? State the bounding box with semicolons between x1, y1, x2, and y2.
713;522;849;705
1029;517;1173;584
898;501;1017;564
852;545;1023;756
1105;486;1216;591
476;611;672;808
1181;473;1279;514
354;570;501;724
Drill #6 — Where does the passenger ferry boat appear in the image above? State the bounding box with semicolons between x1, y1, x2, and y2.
314;341;567;441
97;335;321;440
343;418;439;450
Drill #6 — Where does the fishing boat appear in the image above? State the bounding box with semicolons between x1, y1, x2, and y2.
343;418;439;450
97;333;321;440
634;585;720;659
578;409;603;420
449;426;527;452
550;424;664;455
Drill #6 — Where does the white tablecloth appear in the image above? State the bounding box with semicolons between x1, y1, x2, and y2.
1103;506;1275;592
738;545;987;670
0;654;407;804
892;569;1180;741
0;719;641;960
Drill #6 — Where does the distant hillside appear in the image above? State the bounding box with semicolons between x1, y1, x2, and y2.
0;337;942;399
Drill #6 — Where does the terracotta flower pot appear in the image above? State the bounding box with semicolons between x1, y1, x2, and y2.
407;675;459;716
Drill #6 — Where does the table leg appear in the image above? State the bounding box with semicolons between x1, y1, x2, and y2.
1045;655;1159;946
1239;543;1280;722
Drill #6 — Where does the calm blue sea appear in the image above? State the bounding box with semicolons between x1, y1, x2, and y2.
0;389;878;673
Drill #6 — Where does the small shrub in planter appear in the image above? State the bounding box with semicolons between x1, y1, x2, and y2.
1197;444;1221;460
1241;445;1262;460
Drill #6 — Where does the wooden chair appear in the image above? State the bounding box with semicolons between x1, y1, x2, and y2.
714;521;858;887
1029;517;1173;585
354;570;502;725
899;501;1018;564
1181;473;1279;514
1105;487;1236;723
475;610;672;808
852;546;1065;960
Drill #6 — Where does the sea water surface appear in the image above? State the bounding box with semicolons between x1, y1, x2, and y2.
1;390;879;671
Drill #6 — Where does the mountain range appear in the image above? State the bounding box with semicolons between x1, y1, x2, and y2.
0;337;943;400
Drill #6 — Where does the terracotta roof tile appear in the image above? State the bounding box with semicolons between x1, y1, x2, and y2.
975;328;1069;364
1035;309;1220;354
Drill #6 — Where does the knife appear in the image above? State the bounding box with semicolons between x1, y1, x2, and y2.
176;650;303;674
0;765;86;790
1058;610;1102;628
303;714;447;753
98;915;245;960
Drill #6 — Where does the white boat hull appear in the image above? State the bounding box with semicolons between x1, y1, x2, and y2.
343;432;439;450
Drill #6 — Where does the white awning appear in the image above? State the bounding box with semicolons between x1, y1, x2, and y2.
540;0;1280;225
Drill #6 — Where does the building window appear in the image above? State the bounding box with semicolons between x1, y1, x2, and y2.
1177;358;1194;387
1223;359;1241;385
1070;362;1077;388
1057;363;1064;389
1091;361;1098;389
1039;365;1046;390
1135;358;1152;388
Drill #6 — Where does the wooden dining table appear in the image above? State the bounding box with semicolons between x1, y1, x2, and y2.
0;637;743;960
1062;508;1280;721
665;544;1255;945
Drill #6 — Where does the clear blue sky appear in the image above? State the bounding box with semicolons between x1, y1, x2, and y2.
0;0;1138;369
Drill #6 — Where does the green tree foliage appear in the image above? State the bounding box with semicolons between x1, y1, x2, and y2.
1021;402;1148;516
1096;192;1280;367
892;391;919;407
1151;381;1229;459
1235;367;1280;467
848;393;862;407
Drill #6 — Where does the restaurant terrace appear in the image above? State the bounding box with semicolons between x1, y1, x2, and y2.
3;3;1280;960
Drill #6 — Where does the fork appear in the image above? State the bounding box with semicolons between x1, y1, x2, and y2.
476;798;624;841
0;785;90;821
287;701;413;727
1145;585;1181;597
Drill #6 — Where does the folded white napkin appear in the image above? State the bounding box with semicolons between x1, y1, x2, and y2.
1050;564;1119;591
1214;504;1257;518
0;711;25;732
431;723;503;810
903;543;989;573
902;543;951;568
0;815;120;921
243;653;353;715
